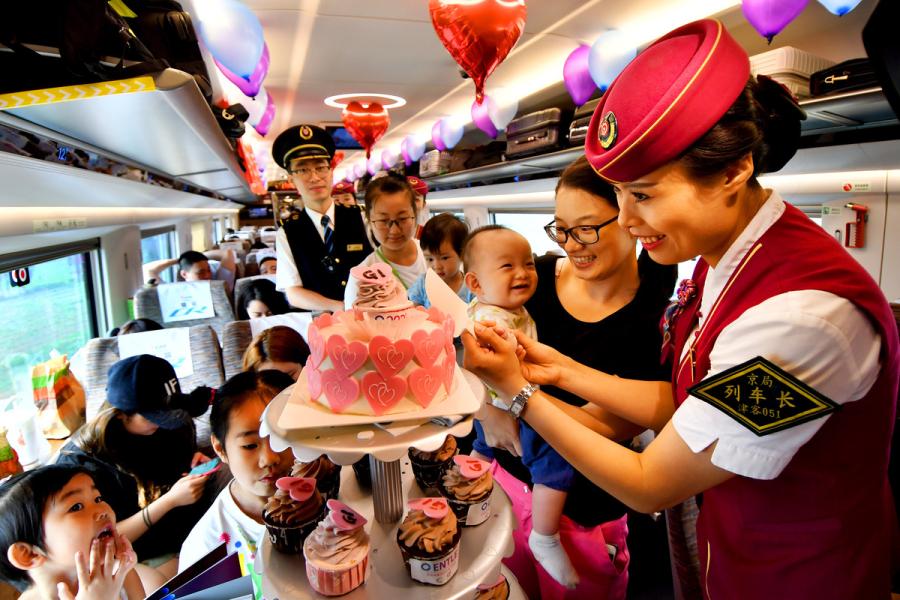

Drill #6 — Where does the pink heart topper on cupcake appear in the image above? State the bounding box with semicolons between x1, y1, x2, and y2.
275;476;317;502
350;262;392;284
327;499;367;531
408;497;449;520
454;455;489;480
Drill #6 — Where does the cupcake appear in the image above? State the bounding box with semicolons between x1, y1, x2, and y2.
408;435;457;491
474;574;510;599
293;455;342;501
439;455;493;526
397;498;461;586
263;476;326;553
304;499;370;596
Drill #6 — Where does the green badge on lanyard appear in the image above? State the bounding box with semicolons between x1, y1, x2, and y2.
688;356;839;436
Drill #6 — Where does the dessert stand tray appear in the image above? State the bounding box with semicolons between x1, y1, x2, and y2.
276;366;481;429
255;462;524;599
262;370;488;464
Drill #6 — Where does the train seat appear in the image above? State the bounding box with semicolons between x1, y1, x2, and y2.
220;312;313;379
134;280;235;338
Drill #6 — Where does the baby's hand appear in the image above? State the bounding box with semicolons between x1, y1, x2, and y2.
57;534;136;600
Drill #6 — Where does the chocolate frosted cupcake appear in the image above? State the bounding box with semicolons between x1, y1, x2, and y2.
408;435;457;491
397;498;461;586
263;476;326;553
304;499;370;596
474;574;510;599
293;455;342;501
439;455;493;526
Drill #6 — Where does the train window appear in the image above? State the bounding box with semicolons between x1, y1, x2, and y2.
141;228;177;283
490;211;558;256
0;252;98;398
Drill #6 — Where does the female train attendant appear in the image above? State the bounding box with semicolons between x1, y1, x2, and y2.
463;19;899;599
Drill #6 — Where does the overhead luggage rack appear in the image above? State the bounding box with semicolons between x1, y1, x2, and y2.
422;146;583;189
1;69;256;203
800;87;898;135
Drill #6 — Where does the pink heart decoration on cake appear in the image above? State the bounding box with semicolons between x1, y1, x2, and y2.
369;336;414;377
275;476;316;502
411;329;444;367
362;371;406;415
408;366;444;408
441;355;456;391
453;455;490;480
326;335;368;377
308;326;326;368
408;497;449;520
313;313;334;328
306;364;323;398
326;499;367;531
426;306;445;323
321;370;359;413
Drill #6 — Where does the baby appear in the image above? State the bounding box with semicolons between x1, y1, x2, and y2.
463;225;579;589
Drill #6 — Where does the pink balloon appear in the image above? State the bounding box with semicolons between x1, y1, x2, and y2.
214;43;270;98
401;137;413;166
564;44;596;107
471;98;498;138
741;0;808;43
254;93;275;136
431;121;447;152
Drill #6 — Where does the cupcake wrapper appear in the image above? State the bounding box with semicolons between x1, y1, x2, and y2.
408;449;457;492
396;527;462;586
438;486;493;526
304;554;369;597
264;504;326;554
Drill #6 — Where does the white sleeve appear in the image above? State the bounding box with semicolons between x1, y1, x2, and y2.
672;290;881;480
275;228;303;291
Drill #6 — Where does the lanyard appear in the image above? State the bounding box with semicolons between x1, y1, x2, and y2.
374;248;411;290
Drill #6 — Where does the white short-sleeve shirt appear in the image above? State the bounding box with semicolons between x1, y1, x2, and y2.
343;246;426;309
671;191;881;480
274;203;335;291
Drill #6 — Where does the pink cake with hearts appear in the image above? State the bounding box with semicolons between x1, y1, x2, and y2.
300;262;457;416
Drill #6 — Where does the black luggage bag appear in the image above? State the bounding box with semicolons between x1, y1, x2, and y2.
506;108;566;159
809;58;879;97
567;97;602;146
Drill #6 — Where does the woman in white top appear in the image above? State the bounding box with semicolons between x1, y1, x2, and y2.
344;175;426;309
179;371;296;571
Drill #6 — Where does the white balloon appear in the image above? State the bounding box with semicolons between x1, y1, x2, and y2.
194;0;265;78
367;156;381;175
353;162;367;180
588;30;637;91
440;117;465;150
485;88;519;131
405;134;427;161
333;167;346;183
245;86;269;127
381;148;399;170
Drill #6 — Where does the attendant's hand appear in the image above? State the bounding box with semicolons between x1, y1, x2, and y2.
57;534;137;600
477;404;523;457
190;452;211;468
513;330;568;387
166;473;206;508
462;324;528;399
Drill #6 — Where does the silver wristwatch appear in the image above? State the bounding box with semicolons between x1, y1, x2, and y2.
508;383;537;419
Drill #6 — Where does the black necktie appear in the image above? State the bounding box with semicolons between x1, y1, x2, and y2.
321;214;334;255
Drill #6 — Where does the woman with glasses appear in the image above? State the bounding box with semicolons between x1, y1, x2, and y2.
343;175;426;309
475;155;676;597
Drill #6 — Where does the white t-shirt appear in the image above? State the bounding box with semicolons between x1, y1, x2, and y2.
671;191;881;480
178;483;265;572
274;203;336;291
343;245;426;309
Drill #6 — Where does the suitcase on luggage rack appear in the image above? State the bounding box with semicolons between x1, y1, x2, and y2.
419;150;452;177
568;97;602;146
506;108;566;159
810;58;879;97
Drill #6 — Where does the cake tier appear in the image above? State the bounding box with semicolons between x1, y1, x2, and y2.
304;307;457;416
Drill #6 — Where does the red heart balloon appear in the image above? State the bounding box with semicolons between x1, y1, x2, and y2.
429;0;527;104
341;101;390;158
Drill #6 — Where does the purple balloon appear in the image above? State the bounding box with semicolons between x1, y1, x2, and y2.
564;44;596;107
741;0;808;43
254;93;275;136
471;98;499;138
401;137;413;166
432;121;447;152
214;43;270;98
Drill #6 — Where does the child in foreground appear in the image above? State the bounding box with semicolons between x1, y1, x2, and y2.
464;225;579;589
0;465;144;599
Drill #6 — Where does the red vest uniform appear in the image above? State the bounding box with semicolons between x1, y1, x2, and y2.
669;203;899;599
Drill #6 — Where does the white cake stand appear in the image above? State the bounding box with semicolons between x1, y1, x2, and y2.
255;461;524;599
260;370;489;523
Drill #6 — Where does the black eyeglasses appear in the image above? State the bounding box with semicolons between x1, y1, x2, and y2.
544;215;619;245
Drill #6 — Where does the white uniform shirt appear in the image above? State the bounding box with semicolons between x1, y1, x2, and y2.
275;203;336;291
178;483;265;572
343;246;426;309
672;190;881;480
